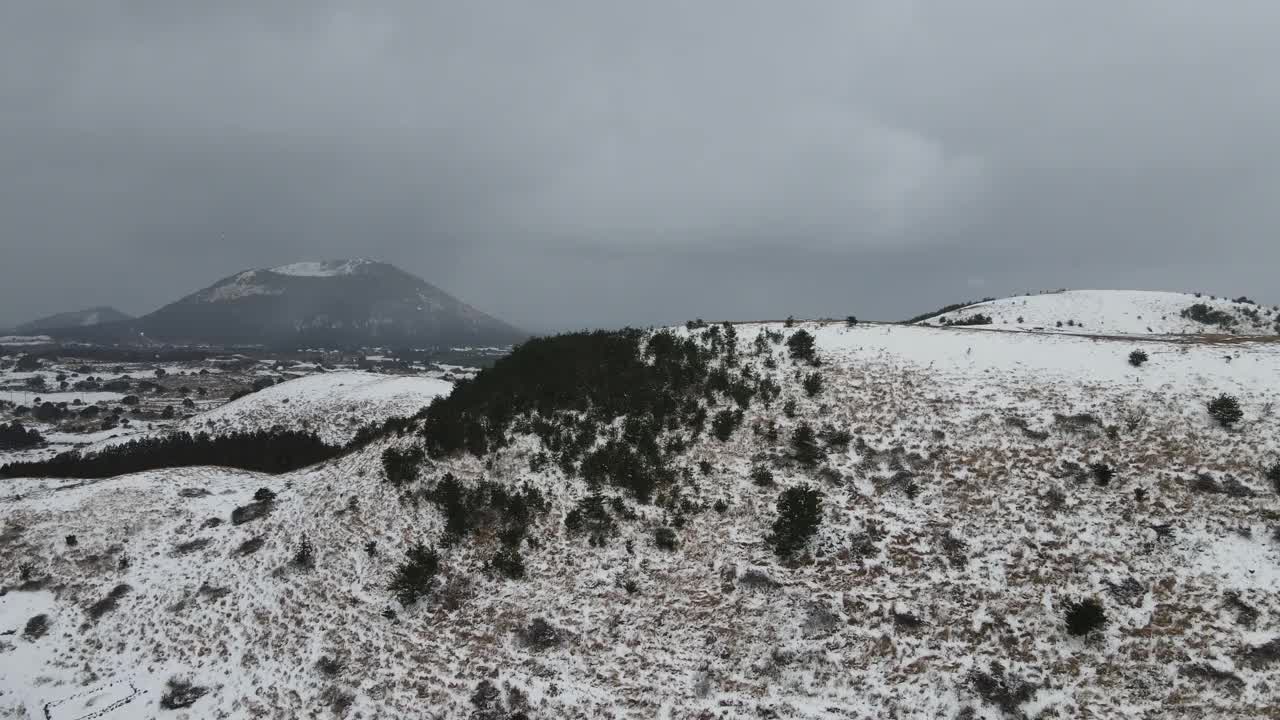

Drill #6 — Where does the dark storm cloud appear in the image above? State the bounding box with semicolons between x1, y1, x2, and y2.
3;1;1279;331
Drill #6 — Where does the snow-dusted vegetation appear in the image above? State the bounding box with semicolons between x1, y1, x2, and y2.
3;312;1279;718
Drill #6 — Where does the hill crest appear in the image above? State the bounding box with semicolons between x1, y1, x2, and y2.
913;289;1278;335
16;306;133;333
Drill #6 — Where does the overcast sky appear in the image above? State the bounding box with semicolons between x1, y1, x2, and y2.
3;1;1279;331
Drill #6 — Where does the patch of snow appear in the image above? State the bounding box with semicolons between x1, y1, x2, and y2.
268;259;374;278
0;335;53;345
1191;532;1280;591
199;270;284;303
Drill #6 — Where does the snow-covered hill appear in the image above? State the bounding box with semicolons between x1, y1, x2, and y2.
4;323;1280;718
16;307;133;334
180;371;452;445
915;289;1279;336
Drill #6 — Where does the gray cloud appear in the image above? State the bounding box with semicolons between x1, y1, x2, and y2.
3;1;1279;331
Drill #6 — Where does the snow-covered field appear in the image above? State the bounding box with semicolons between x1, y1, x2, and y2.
3;321;1280;718
180;371;452;445
916;289;1280;336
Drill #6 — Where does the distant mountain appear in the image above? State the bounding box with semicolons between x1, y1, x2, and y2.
92;259;526;349
912;289;1279;335
17;306;133;334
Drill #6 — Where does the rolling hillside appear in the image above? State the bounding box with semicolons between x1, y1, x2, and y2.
914;290;1279;336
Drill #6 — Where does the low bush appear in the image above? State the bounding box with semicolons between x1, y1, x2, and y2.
1128;350;1149;367
159;678;209;710
821;426;853;449
487;547;526;580
1090;462;1115;487
86;584;131;622
231;499;272;525
234;536;265;556
802;372;823;397
520;617;563;651
750;465;775;487
22;614;49;640
970;661;1037;717
1064;597;1107;636
291;535;315;571
1243;637;1280;668
1207;394;1244;428
654;526;679;551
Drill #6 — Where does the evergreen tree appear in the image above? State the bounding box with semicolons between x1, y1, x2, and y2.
790;422;822;467
767;484;824;557
802;371;823;397
389;543;440;606
1207;394;1244;428
786;330;817;364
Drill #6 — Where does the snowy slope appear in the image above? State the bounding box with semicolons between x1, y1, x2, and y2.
16;307;133;334
181;371;452;445
916;289;1279;335
4;324;1280;718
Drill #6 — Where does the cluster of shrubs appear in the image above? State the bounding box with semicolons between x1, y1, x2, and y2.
1182;303;1236;329
940;313;993;327
903;298;996;325
0;420;43;450
414;327;780;508
423;473;549;550
0;429;340;478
